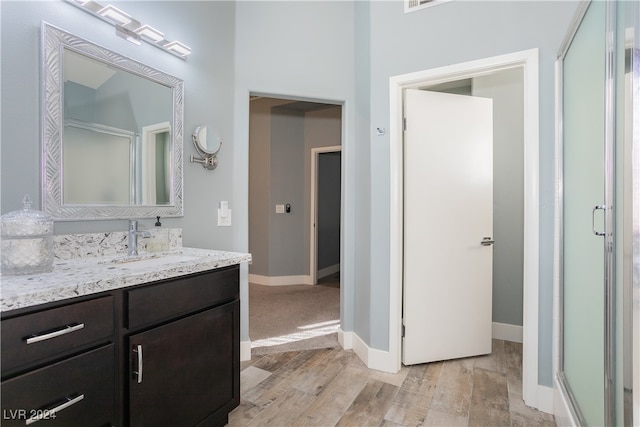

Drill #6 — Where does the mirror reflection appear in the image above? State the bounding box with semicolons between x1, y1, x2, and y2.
63;49;172;206
41;23;184;220
193;126;222;154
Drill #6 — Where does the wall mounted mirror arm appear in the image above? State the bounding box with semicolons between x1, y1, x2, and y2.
190;126;222;170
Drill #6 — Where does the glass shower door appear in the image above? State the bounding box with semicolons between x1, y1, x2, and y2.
560;1;609;425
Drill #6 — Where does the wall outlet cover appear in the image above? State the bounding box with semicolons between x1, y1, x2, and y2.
218;208;232;226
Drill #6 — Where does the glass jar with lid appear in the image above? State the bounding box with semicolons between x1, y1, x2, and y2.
1;195;54;275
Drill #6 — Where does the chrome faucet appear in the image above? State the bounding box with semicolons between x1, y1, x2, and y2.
128;220;151;257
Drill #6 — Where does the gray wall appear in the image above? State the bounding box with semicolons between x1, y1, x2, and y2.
248;98;283;276
269;107;306;276
473;69;525;327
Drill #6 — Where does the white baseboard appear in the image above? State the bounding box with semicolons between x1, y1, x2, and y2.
492;322;523;343
536;385;554;415
554;378;578;426
248;274;313;286
338;328;352;349
318;263;340;279
241;340;251;361
351;332;399;374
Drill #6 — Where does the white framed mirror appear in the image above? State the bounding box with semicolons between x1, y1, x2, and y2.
41;22;184;220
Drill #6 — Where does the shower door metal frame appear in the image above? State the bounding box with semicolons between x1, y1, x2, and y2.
556;0;618;425
630;2;640;424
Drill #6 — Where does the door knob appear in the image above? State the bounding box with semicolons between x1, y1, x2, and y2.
481;237;495;246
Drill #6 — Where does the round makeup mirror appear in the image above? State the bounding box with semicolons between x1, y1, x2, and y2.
190;126;222;170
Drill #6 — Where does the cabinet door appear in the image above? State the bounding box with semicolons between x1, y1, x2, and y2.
128;300;239;427
1;344;115;427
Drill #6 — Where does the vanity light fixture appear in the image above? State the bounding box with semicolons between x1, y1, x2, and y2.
164;41;192;58
65;0;192;60
135;25;164;43
97;4;132;25
116;25;141;46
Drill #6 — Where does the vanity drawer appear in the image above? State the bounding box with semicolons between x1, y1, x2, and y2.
1;296;114;374
127;266;239;330
1;344;115;427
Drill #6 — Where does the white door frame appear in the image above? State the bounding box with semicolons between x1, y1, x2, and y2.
389;48;543;409
310;145;342;284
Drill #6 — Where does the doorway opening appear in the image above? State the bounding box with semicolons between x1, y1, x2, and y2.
247;95;343;355
389;49;543;410
311;147;342;285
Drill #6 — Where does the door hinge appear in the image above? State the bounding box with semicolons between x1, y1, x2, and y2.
403;117;407;131
402;323;406;338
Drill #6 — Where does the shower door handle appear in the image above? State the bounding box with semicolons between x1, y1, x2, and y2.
592;205;606;236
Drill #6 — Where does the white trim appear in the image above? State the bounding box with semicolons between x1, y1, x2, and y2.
554;377;579;427
492;322;523;343
389;48;540;408
318;263;340;279
310;145;342;285
240;340;252;361
338;328;352;349
248;274;313;286
537;385;555;415
352;332;398;373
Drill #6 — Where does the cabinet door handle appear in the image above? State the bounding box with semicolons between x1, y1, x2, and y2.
25;394;84;425
133;345;143;384
25;323;85;345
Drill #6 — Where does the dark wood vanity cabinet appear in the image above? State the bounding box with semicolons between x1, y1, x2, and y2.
1;296;116;427
125;266;240;427
128;301;239;427
1;265;240;427
1;344;116;427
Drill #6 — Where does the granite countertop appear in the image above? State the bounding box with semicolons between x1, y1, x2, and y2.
0;247;251;313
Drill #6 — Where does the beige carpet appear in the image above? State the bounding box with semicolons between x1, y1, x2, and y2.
249;275;340;355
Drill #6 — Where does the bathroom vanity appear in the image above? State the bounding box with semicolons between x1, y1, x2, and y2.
0;245;250;427
0;20;249;426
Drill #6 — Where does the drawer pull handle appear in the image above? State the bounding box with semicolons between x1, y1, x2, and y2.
25;323;85;345
133;345;143;384
25;394;85;425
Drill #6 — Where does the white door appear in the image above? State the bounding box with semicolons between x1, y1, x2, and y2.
402;89;493;365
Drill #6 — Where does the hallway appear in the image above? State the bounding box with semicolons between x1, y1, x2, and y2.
249;277;340;356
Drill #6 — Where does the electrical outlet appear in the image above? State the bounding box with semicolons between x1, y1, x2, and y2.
218;208;231;226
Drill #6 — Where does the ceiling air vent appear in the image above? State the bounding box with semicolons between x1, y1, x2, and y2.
405;0;451;14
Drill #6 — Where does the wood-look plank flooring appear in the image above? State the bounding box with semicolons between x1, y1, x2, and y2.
229;340;555;426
